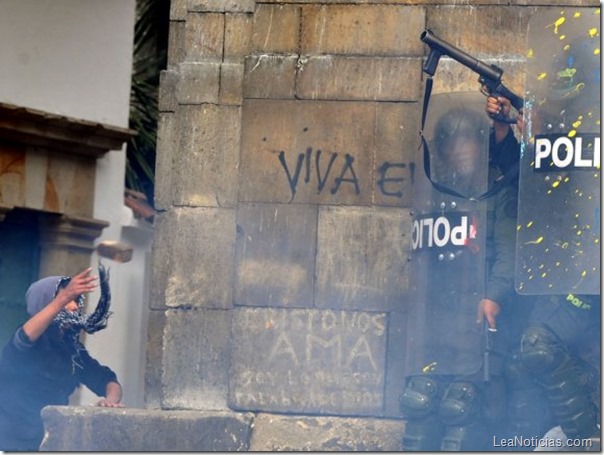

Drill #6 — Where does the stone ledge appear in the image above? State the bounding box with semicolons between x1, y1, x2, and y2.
40;406;254;451
39;407;406;451
250;413;405;451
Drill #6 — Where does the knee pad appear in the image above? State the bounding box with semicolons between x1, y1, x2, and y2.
399;375;442;418
519;326;567;374
438;381;482;426
400;376;445;451
438;382;487;451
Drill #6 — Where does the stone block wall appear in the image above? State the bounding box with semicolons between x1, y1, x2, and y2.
33;0;599;451
147;0;598;423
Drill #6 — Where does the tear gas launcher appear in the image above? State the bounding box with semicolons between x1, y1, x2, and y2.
420;29;524;123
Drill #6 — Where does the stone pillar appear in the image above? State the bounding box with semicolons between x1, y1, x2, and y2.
149;0;423;419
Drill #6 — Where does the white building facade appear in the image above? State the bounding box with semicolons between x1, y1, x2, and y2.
0;0;148;408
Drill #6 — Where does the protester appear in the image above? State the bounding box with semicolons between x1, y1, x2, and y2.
0;266;123;451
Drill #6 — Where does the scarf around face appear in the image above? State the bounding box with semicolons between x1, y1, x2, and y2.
25;261;112;370
24;262;113;361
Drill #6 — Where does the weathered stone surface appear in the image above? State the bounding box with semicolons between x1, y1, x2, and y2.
40;406;411;452
173;104;240;207
431;58;526;99
159;207;236;309
514;0;598;5
257;0;596;4
144;309;166;409
158;70;179;112
176;62;220;104
170;0;187;20
243;55;297;99
148;209;236;310
263;0;429;3
250;413;405;451
252;4;300;54
425;5;535;56
40;407;253;451
154;113;178;210
301;5;424;56
315;206;411;312
167;20;186;69
296;56;422;101
189;0;255;13
239;99;376;205
224;13;253;62
184;12;224;62
229;307;387;415
421;7;531;119
234;203;317;307
220;62;245;105
162;309;231;410
374;102;419;207
149;212;174;310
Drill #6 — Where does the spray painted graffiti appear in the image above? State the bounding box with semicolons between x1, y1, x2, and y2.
377;161;411;198
277;147;414;200
231;308;386;412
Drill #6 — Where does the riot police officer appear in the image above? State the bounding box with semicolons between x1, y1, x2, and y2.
401;92;525;451
402;8;600;450
484;19;601;439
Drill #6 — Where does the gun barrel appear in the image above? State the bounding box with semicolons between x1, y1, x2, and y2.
420;29;502;82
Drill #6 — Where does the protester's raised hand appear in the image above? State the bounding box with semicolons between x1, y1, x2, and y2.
58;268;97;305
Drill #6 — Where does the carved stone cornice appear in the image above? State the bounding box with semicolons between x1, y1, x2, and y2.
38;213;110;253
0;102;136;159
36;213;111;277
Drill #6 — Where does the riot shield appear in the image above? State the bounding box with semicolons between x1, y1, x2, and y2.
516;8;600;295
406;92;489;376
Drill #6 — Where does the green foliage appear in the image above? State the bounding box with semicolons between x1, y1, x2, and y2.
126;0;169;206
